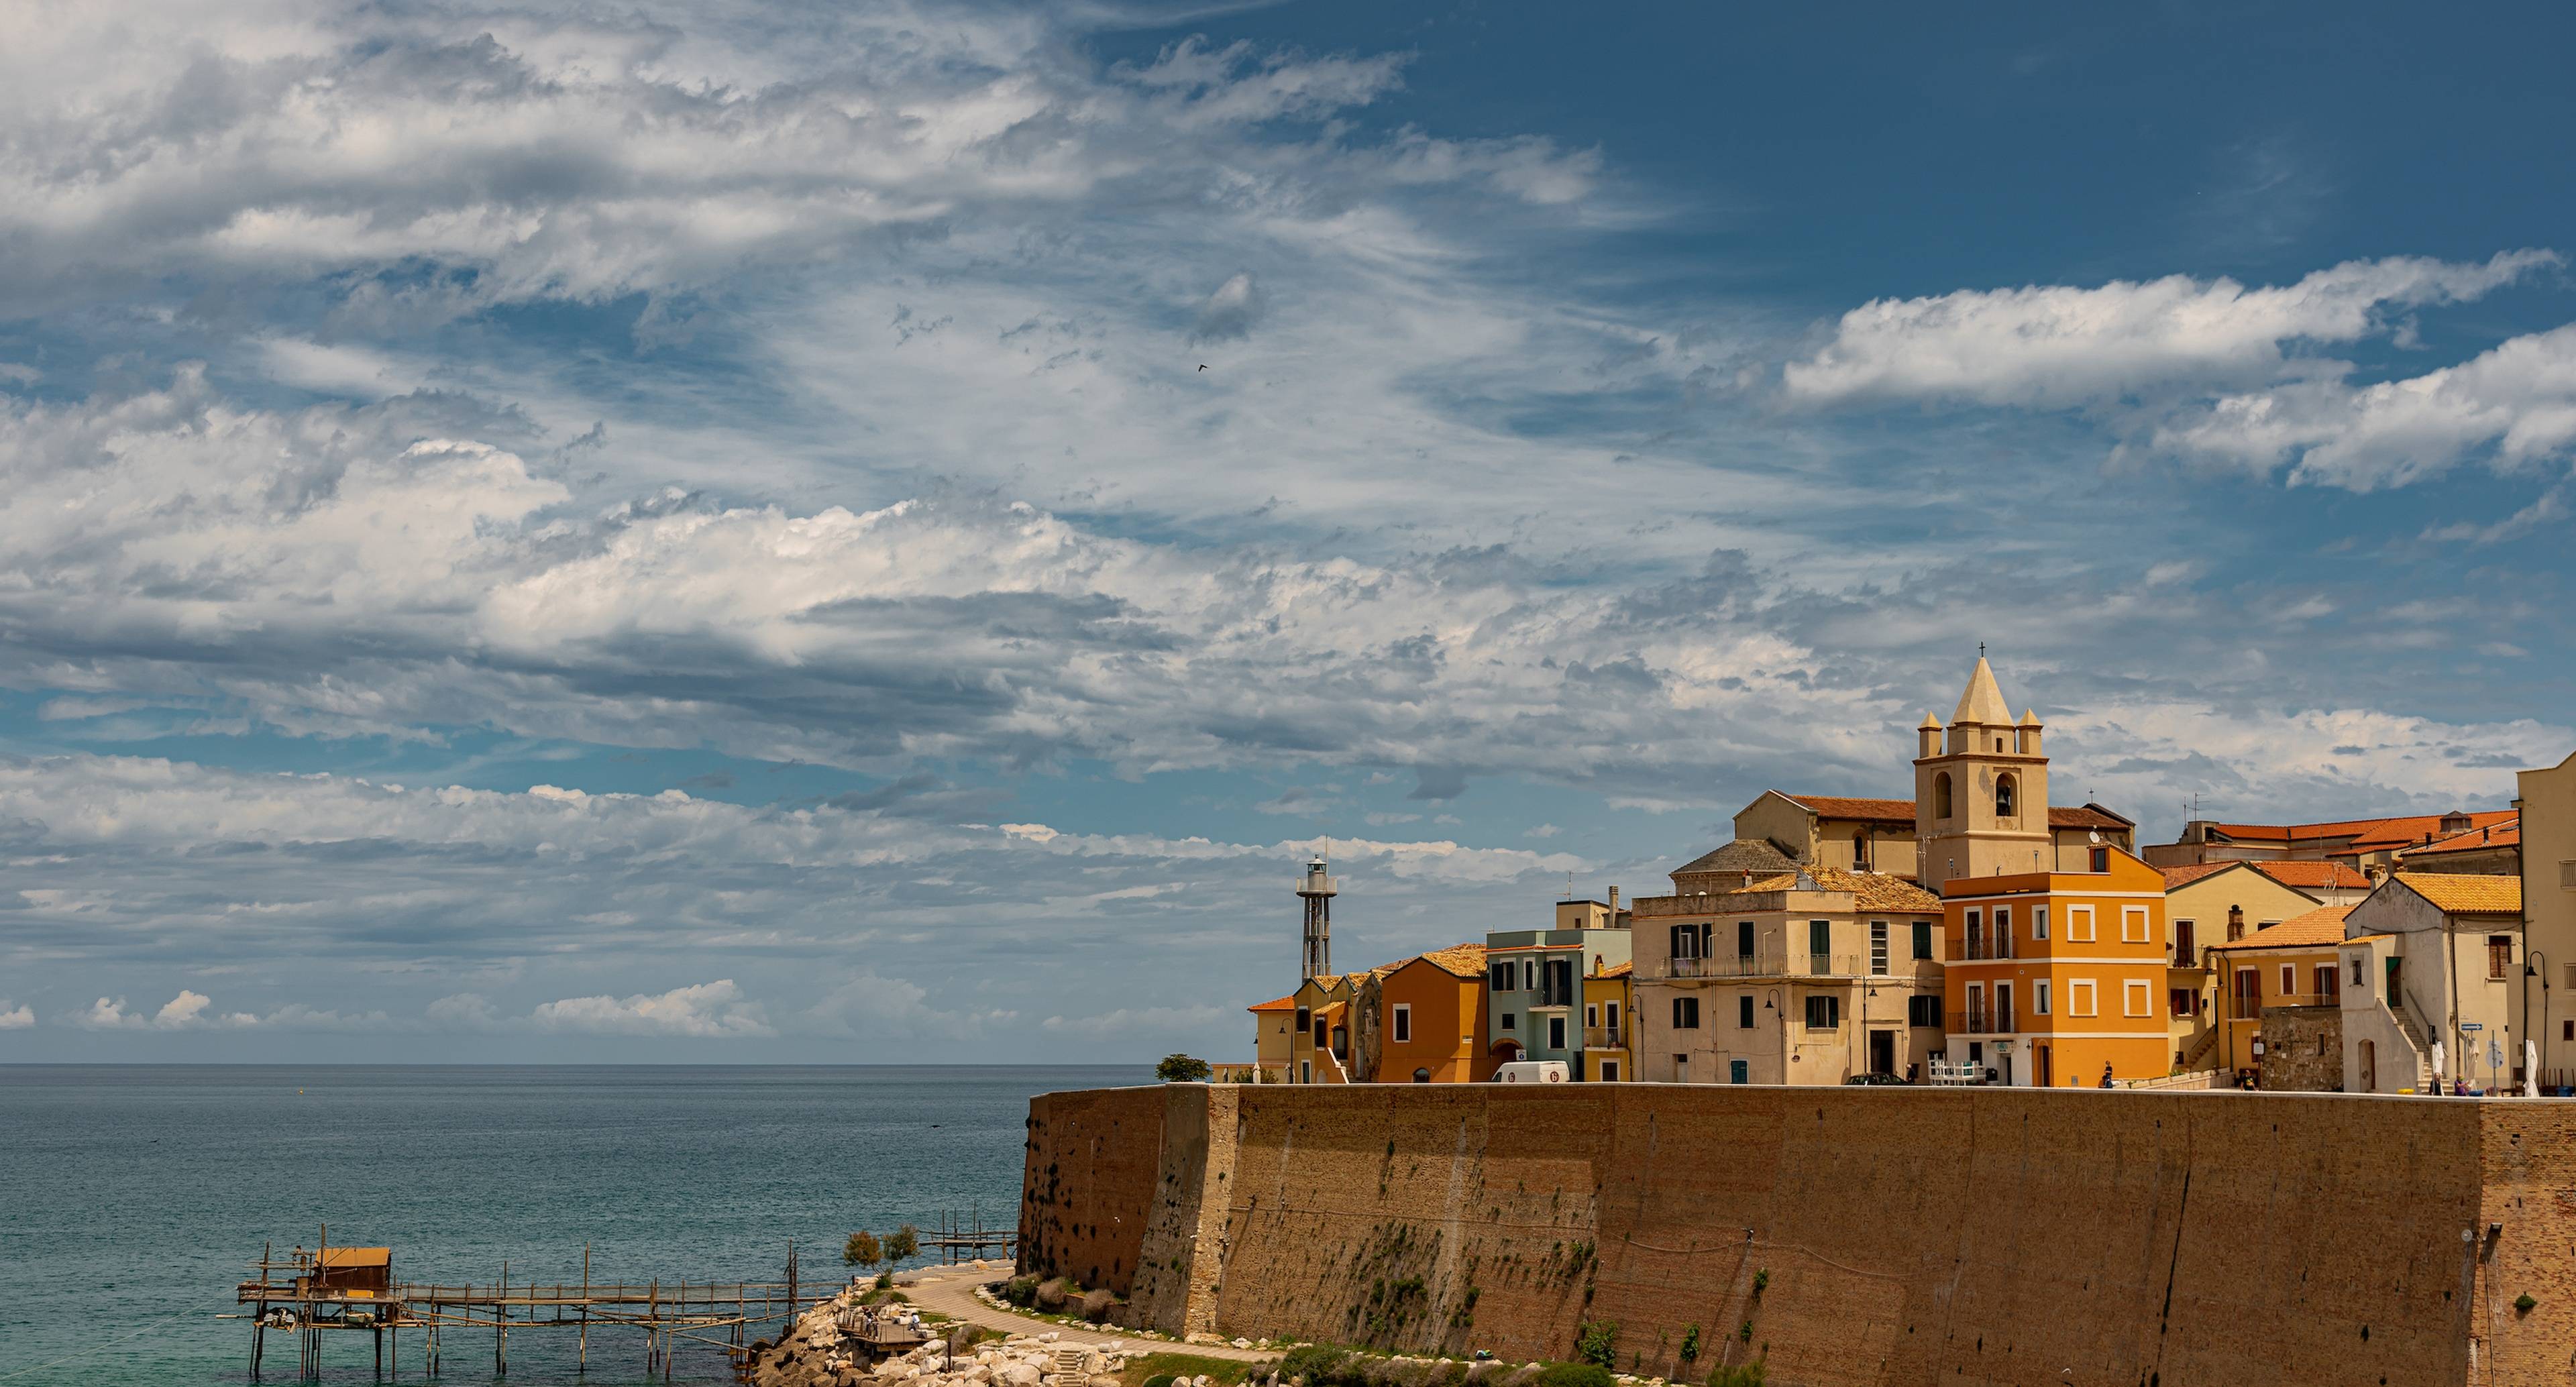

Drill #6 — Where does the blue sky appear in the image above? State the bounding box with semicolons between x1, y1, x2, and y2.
3;1;2574;1061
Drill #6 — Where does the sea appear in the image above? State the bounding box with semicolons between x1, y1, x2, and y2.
0;1066;1147;1387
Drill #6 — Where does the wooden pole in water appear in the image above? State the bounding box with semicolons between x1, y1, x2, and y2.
496;1261;508;1378
253;1239;272;1379
579;1243;590;1375
375;1322;383;1377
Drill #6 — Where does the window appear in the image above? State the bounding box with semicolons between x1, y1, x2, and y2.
1490;963;1513;993
2033;905;2048;940
1803;995;1840;1030
2489;935;2514;980
1523;960;1538;991
1672;997;1700;1029
2562;859;2576;889
2565;1019;2574;1043
2035;980;2050;1015
1737;920;1755;958
1738;995;1754;1029
1300;1061;1311;1083
1296;1005;1311;1033
2316;964;2339;1002
2121;906;2148;943
2279;964;2295;995
1313;1018;1328;1046
1994;773;2017;818
2090;846;2109;873
2233;967;2259;1017
1870;921;1889;975
2069;906;2096;942
1913;920;1933;959
2125;980;2151;1017
1599;1060;1620;1081
2169;987;2194;1018
1908;995;1940;1027
1548;1015;1566;1050
1607;1001;1621;1030
1994;905;2012;958
1501;1011;1517;1032
2351;956;2366;988
1935;772;1953;820
1995;982;2015;1030
2070;980;2097;1017
1808;918;1831;969
1966;908;1983;959
1585;1003;1598;1026
1392;1004;1412;1044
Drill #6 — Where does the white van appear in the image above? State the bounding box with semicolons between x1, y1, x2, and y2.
1493;1060;1569;1084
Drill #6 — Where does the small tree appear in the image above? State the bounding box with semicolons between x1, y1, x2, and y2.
1157;1054;1213;1083
843;1230;881;1270
886;1224;920;1266
1575;1321;1619;1368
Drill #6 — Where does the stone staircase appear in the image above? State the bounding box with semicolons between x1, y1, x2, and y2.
2178;1024;2222;1074
2391;1009;2439;1091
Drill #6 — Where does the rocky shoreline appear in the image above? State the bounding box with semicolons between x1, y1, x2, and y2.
749;1284;1155;1387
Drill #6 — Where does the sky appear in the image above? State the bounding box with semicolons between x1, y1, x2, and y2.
4;1;2575;1062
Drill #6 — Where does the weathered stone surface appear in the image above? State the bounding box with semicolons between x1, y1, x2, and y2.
1023;1080;2576;1386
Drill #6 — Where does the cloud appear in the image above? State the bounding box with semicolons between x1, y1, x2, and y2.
156;990;212;1027
1191;273;1265;343
2152;322;2576;490
1782;252;2555;408
527;980;775;1038
0;1000;34;1029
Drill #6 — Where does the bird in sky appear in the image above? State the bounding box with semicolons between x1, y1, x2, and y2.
1197;364;1207;371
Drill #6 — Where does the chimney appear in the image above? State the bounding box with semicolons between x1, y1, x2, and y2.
2227;904;2245;942
1608;885;1620;918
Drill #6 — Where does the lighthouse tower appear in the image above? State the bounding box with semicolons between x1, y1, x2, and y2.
1297;854;1338;979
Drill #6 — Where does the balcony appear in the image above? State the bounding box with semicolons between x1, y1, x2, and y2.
1953;936;2017;962
1945;1009;2017;1035
1583;1025;1625;1050
2169;943;2202;970
1660;953;1866;980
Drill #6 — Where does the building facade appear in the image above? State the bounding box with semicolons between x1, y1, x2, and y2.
1351;944;1490;1084
1583;962;1633;1081
2520;751;2576;1089
2159;861;2338;1072
2202;905;2353;1087
2338;872;2525;1093
1486;895;1631;1076
1940;849;2174;1086
1631;866;1945;1085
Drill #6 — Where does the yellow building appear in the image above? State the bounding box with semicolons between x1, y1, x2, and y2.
2202;905;2354;1085
1583;961;1633;1081
2158;861;2339;1073
1246;995;1297;1083
1285;973;1362;1084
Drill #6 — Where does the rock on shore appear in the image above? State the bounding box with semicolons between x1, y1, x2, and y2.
749;1294;1128;1387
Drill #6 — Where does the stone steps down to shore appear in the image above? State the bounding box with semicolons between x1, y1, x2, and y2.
751;1294;1137;1387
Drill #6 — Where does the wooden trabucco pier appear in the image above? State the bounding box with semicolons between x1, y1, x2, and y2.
230;1228;819;1381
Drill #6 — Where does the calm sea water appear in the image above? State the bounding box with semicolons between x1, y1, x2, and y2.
0;1066;1144;1387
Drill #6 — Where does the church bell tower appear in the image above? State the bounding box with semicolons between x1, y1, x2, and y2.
1914;654;2053;895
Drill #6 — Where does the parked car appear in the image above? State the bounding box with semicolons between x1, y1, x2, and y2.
1493;1060;1570;1083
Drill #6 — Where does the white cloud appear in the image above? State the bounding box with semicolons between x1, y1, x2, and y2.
155;990;212;1028
2152;322;2576;490
0;1000;34;1030
78;997;136;1029
1783;252;2555;408
1041;1004;1227;1039
527;981;774;1038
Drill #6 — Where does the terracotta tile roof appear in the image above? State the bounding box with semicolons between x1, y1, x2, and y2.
2399;819;2521;858
2251;861;2373;890
1413;942;1489;979
1597;960;1633;979
2394;872;2523;916
1776;793;1917;824
1674;838;1799;875
2159;863;2237;888
1721;866;1943;913
2049;804;2133;830
2204;904;2355;952
2349;810;2518;850
1247;995;1297;1013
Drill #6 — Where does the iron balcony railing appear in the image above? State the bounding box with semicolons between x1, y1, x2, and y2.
1583;1025;1624;1049
1660;953;1868;980
1945;1009;2017;1035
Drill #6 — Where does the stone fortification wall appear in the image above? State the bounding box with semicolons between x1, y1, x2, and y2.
1018;1084;1168;1294
2259;1005;2344;1092
1022;1083;2576;1386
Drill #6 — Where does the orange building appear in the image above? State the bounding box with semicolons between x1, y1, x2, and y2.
2204;905;2353;1083
1357;944;1492;1083
1941;848;2174;1087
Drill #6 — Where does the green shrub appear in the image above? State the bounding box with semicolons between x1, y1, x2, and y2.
843;1231;881;1268
1533;1365;1614;1387
1678;1323;1701;1364
1278;1345;1354;1386
887;1225;921;1264
1157;1054;1213;1083
1079;1288;1116;1322
1750;1269;1768;1298
874;1270;894;1290
1034;1277;1071;1312
1574;1322;1618;1369
1001;1276;1039;1307
2516;1293;2538;1313
1707;1363;1765;1387
1144;1376;1177;1387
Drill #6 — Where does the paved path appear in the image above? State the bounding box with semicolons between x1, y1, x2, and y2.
894;1262;1273;1363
